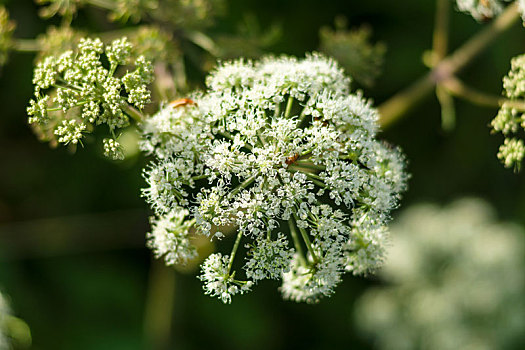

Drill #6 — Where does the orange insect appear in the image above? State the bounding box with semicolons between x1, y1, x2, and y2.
285;153;300;165
169;98;196;108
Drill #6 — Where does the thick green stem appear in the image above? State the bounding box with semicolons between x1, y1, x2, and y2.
379;2;521;127
288;219;306;266
284;95;294;118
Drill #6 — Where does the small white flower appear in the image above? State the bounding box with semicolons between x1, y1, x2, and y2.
199;253;253;304
102;138;125;160
54;119;87;145
147;208;197;265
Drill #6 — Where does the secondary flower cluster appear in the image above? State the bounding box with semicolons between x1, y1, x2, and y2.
27;37;153;159
491;54;525;169
355;199;525;350
141;54;407;303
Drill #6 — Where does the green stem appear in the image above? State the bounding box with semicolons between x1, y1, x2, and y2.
436;84;456;131
12;39;40;52
293;160;326;171
288;219;306;266
284;95;294;118
229;174;257;198
46;100;89;112
227;229;244;274
442;77;525;111
432;0;450;62
297;96;313;128
191;174;209;181
292;213;319;263
379;2;521;127
288;168;327;188
217;130;253;151
123;104;145;122
184;30;220;57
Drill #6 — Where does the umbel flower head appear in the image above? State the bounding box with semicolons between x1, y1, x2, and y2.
27;37;153;158
355;198;525;350
141;54;408;303
491;53;525;170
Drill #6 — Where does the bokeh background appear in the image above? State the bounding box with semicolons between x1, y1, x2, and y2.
1;0;525;349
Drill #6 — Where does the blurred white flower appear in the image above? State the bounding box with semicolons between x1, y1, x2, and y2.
355;198;525;350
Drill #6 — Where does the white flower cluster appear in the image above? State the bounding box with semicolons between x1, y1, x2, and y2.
27;37;153;158
455;0;510;20
141;54;407;303
492;54;525;170
355;198;525;350
456;0;525;22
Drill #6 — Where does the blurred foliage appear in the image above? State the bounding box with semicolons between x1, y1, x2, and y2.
0;290;31;349
0;6;15;67
0;0;525;349
319;16;386;87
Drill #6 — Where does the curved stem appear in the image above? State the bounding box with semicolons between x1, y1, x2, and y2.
379;2;521;127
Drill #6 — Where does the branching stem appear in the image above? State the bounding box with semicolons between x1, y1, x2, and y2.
379;2;521;127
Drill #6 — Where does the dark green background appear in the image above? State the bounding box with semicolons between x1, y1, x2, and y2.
1;0;525;349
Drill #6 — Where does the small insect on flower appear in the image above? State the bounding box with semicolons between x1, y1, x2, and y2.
169;98;196;108
285;153;300;165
